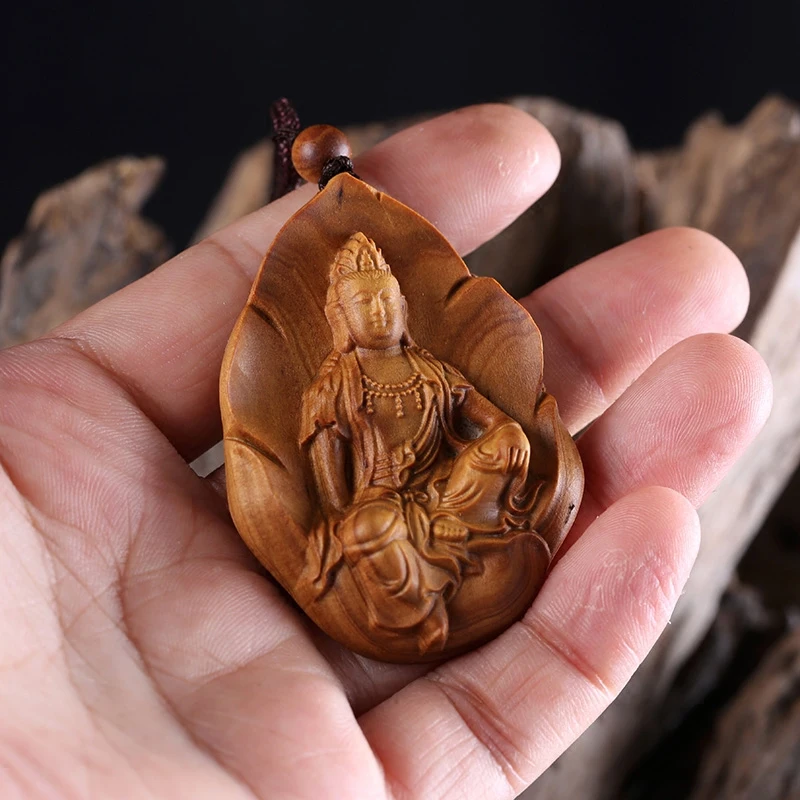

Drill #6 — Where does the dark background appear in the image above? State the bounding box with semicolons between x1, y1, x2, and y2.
3;0;799;250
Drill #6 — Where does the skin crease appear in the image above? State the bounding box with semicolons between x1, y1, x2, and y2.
0;104;772;799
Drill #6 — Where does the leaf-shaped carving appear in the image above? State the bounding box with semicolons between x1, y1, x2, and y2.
220;174;583;662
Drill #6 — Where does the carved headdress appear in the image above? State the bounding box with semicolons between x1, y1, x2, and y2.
330;232;391;282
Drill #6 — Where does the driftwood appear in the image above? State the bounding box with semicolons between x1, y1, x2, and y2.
192;140;271;244
620;582;791;799
3;95;800;798
0;157;170;348
740;465;800;611
524;95;800;800
690;625;800;799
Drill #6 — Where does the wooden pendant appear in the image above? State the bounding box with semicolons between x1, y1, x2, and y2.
220;126;584;663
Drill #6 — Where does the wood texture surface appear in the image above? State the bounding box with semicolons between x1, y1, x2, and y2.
219;173;583;662
690;626;800;800
291;124;352;184
0;157;170;348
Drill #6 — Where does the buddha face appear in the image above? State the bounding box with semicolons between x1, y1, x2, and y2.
339;273;407;350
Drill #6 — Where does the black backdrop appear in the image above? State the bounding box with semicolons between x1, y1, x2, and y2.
3;0;799;250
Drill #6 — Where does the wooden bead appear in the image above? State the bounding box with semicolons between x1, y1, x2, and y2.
291;125;352;185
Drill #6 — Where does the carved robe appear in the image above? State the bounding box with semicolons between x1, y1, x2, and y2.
299;345;533;646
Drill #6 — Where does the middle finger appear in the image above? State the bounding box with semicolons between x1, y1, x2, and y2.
523;226;749;433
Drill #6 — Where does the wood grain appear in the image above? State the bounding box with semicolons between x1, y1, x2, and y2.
220;173;583;662
0;157;170;348
690;626;800;800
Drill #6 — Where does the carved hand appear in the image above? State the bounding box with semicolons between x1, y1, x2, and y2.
506;444;530;474
0;105;769;798
308;426;350;515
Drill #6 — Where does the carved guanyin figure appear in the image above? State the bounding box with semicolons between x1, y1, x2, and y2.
299;233;541;654
220;165;583;664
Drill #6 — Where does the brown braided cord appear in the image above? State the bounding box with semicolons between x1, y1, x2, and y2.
269;98;303;202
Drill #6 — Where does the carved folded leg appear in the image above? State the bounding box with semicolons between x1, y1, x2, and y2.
437;421;531;530
337;498;457;643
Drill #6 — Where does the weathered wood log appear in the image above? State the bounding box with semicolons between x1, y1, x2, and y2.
524;95;800;800
619;582;789;800
0;157;170;348
689;625;800;799
739;465;800;611
192;140;271;244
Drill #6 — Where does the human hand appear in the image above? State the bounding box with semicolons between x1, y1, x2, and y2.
0;105;771;798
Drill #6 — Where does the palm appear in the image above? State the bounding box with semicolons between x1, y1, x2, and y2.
0;105;770;800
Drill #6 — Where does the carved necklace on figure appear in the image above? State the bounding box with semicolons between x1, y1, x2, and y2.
362;372;425;418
